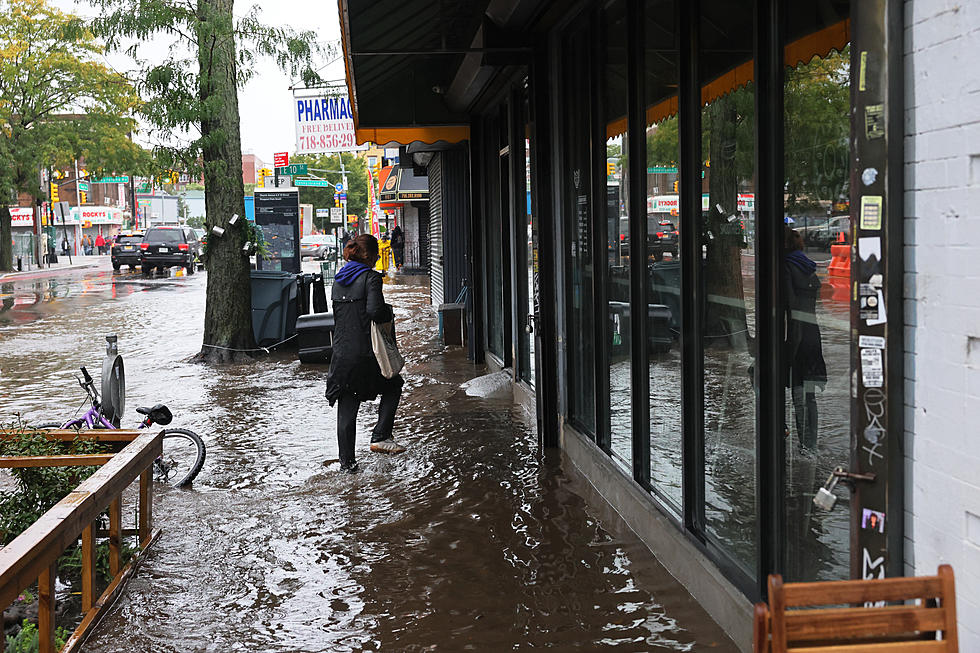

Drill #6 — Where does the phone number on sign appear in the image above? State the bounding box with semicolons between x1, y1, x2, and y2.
298;134;357;151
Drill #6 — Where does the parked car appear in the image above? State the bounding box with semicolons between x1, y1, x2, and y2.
140;226;201;275
805;215;850;249
649;220;678;261
110;232;144;271
300;234;338;260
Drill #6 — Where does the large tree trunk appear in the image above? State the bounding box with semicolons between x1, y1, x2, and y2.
192;0;256;363
0;205;12;271
703;94;748;347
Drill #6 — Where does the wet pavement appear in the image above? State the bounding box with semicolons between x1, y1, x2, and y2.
0;261;736;651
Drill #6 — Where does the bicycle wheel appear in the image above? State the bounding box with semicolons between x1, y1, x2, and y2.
35;421;85;431
155;428;206;487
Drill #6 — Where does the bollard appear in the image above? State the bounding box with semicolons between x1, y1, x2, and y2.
312;274;328;313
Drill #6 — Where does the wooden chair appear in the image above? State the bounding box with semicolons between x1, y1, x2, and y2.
753;564;958;652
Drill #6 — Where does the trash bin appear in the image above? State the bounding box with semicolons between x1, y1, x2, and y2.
438;302;466;346
296;312;335;363
250;270;298;347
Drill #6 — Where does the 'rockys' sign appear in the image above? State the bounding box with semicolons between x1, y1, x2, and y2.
294;94;364;155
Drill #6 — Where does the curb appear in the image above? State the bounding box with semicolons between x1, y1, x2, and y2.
0;262;102;281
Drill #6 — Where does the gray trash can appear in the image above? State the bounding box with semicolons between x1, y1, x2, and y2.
250;270;298;347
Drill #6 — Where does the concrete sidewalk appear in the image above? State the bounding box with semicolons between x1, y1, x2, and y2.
0;255;105;281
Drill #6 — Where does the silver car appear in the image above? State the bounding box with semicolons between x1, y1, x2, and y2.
300;234;337;260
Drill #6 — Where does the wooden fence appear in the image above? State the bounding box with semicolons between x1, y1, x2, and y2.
0;429;162;653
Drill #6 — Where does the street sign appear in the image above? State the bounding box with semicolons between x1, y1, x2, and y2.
294;178;331;187
315;208;330;218
274;152;289;168
647;166;678;174
275;164;307;176
338;193;347;201
77;182;89;191
334;183;344;192
267;175;292;188
54;201;70;219
91;176;130;183
330;207;344;224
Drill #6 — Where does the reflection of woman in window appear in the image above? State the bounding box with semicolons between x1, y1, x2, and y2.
784;227;827;452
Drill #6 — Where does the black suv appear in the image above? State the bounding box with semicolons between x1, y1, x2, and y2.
648;220;678;261
111;232;144;271
140;226;201;275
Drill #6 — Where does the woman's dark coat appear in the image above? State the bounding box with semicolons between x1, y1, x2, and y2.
784;259;827;388
324;267;402;404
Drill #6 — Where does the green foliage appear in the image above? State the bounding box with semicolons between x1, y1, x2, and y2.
186;215;206;229
58;539;138;583
291;153;368;228
88;0;330;179
0;0;150;270
0;425;107;544
4;619;68;653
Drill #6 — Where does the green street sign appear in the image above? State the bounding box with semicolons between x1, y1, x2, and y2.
647;166;678;174
77;182;89;191
91;176;130;183
275;164;307;176
294;178;331;187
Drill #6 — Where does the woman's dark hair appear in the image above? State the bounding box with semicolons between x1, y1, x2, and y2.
784;226;804;252
343;234;379;264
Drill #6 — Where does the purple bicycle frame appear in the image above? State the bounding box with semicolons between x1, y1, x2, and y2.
59;405;144;431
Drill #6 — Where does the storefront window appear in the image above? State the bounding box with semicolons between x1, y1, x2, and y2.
783;44;851;582
645;0;682;511
486;117;506;360
564;25;596;435
605;1;632;469
700;1;757;576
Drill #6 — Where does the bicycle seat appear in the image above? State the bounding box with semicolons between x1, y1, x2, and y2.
137;404;173;425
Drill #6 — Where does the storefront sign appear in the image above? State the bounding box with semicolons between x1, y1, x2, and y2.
737;193;755;212
9;207;34;227
71;207;123;224
294;94;363;154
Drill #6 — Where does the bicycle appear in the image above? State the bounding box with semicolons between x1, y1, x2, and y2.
37;366;206;487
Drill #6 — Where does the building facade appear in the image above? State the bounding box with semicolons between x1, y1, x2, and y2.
342;0;978;648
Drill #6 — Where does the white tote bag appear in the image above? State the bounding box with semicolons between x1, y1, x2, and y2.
371;319;404;378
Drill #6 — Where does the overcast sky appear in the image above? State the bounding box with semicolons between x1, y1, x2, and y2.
55;0;344;165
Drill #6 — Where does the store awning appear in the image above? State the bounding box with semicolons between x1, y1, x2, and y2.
379;164;429;203
340;0;850;139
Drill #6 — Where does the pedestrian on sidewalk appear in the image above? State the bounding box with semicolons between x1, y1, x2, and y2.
82;234;93;255
324;234;406;473
95;233;105;255
391;225;405;270
784;226;827;453
61;236;70;256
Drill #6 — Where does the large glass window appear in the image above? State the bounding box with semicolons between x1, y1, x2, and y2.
604;1;632;469
699;2;758;576
564;25;596;435
485;117;506;360
645;0;683;511
783;44;851;582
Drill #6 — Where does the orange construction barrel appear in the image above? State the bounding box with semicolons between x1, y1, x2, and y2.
828;244;850;278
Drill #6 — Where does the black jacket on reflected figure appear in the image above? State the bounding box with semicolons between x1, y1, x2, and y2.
324;268;402;405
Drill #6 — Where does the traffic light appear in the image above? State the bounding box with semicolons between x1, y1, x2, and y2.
80;191;87;204
50;183;59;201
673;180;679;193
606;161;616;177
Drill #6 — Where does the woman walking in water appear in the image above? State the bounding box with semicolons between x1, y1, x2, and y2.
324;234;406;473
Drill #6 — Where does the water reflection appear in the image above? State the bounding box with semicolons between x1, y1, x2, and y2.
0;266;734;651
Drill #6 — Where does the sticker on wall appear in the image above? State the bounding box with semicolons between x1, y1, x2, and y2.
860;196;883;230
859;335;886;349
861;167;878;186
862;508;886;533
861;347;884;388
859;51;868;91
865;104;885;140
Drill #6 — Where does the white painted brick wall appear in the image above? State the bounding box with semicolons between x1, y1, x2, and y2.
905;0;980;649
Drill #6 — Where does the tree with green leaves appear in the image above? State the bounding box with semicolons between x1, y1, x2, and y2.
291;152;368;229
90;0;326;363
0;0;147;271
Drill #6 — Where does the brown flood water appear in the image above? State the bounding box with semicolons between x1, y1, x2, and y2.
0;262;736;651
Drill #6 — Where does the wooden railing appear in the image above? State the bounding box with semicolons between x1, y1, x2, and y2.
0;429;162;653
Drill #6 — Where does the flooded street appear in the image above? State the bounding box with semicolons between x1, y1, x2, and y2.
0;262;735;651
